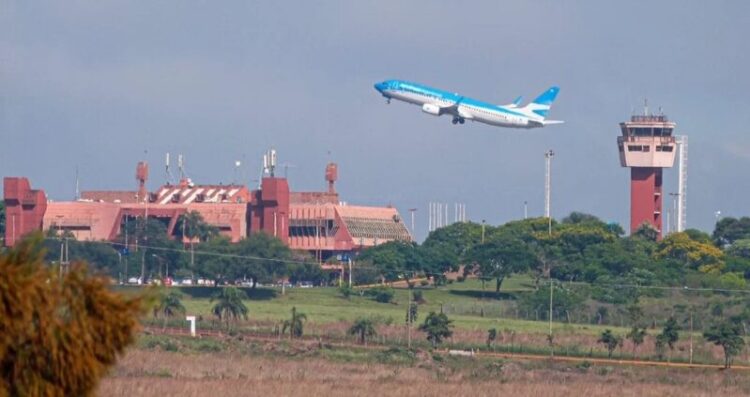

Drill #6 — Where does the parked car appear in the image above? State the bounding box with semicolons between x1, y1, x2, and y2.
127;277;140;285
181;279;193;286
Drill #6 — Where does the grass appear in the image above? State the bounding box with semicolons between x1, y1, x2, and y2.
100;339;750;397
175;276;628;337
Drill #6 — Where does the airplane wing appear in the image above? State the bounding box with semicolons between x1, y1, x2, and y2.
438;102;473;119
529;119;564;127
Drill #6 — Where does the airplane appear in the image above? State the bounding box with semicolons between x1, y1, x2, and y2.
373;79;563;129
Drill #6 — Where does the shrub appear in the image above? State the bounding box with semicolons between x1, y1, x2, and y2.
365;286;395;303
412;289;425;304
0;235;144;396
420;280;430;287
456;276;466;282
338;285;354;299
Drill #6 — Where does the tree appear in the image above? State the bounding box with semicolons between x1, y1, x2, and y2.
713;217;750;246
487;328;498;349
464;235;537;292
358;240;424;282
210;287;248;330
175;210;218;243
421;221;485;272
598;329;622;358
657;317;679;361
282;306;307;339
348;317;377;345
153;290;186;329
406;300;418;324
626;327;647;358
704;320;746;368
655;232;725;273
632;223;659;242
365;286;395;303
419;311;453;348
0;234;143;396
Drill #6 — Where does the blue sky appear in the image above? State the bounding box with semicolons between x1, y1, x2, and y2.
2;1;749;241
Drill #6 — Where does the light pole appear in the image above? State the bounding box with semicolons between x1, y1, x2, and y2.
481;219;486;244
524;201;528;220
544;150;554;236
409;208;417;241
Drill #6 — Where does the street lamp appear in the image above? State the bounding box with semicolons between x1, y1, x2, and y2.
481;219;486;243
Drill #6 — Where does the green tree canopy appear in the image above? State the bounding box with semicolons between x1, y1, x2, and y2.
210;287;248;329
174;210;218;242
348;317;377;345
598;329;622;358
464;235;538;292
421;221;485;272
282;306;307;339
358;240;424;281
713;217;750;246
704;320;746;368
418;311;453;348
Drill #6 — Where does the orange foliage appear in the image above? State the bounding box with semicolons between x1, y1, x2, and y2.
0;234;143;396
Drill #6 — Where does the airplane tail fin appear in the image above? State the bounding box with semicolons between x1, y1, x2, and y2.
523;86;560;119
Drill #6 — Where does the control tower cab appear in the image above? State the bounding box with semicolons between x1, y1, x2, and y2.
617;112;677;239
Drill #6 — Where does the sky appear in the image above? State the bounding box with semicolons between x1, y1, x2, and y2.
2;1;749;241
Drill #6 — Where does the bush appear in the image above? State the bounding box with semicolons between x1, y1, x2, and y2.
420;280;430;287
338;285;354;299
365;286;395;303
456;276;466;282
412;289;425;304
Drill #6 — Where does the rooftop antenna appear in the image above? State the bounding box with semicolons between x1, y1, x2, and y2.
74;166;80;200
263;148;277;177
165;152;175;185
177;154;185;180
643;98;649;116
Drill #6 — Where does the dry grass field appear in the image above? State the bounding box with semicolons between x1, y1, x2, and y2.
98;337;750;397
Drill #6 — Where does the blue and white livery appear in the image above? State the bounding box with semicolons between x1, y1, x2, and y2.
374;80;563;129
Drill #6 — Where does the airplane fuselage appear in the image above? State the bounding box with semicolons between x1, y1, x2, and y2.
374;80;560;129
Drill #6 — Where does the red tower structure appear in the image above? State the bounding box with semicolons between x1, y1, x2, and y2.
325;163;338;194
618;111;677;239
3;177;47;247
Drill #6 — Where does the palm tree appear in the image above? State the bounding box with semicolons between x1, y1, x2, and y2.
177;211;218;271
348;318;376;345
153;290;186;329
210;287;248;330
282;307;307;339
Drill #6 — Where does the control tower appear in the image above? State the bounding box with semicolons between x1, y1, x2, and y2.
618;109;677;239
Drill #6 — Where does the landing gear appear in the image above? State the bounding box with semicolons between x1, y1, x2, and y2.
386;98;391;104
451;117;465;125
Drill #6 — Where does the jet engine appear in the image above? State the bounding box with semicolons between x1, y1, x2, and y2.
421;103;441;116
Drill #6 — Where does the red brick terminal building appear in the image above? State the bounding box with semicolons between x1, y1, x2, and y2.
3;161;411;260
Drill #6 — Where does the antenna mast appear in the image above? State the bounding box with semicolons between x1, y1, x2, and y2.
677;135;688;232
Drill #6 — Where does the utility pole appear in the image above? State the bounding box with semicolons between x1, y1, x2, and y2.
407;289;412;349
549;278;553;356
481;219;486;244
689;311;694;364
409;208;417;241
348;257;352;288
545;150;555;236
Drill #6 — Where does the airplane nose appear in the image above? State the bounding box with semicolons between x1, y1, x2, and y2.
374;82;385;93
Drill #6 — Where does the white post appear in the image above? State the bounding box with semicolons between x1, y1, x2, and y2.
186;315;196;337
